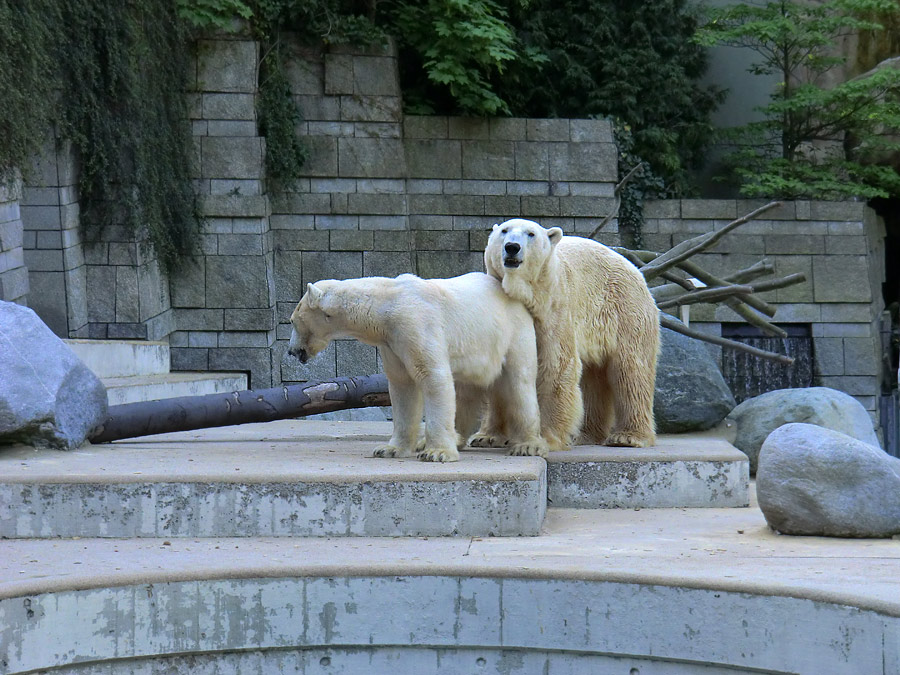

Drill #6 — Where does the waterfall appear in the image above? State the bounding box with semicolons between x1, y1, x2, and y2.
720;325;814;404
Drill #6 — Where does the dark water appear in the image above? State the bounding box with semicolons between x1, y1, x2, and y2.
720;325;814;404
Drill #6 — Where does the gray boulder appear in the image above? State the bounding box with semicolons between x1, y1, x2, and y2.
727;387;879;473
757;422;900;537
654;325;736;433
0;301;107;449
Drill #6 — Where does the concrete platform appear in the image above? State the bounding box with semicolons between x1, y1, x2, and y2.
64;338;249;404
0;421;547;538
103;371;249;405
547;436;748;508
1;490;899;675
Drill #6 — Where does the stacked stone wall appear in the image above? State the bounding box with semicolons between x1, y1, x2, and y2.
168;36;277;388
18;136;86;336
0;179;28;305
644;199;886;417
5;34;888;422
259;40;619;387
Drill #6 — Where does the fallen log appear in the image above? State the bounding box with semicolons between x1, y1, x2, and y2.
89;374;391;443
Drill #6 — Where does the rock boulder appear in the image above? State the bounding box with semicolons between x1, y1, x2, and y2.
727;387;879;473
654;325;736;433
0;301;107;449
757;422;900;537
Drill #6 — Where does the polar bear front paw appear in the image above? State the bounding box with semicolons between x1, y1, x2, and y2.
468;433;509;448
605;432;654;448
373;444;416;458
508;440;549;458
417;446;460;463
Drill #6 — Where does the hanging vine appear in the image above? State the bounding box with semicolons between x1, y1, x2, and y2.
0;0;200;271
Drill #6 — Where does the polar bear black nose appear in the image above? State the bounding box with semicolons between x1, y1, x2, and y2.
505;242;520;256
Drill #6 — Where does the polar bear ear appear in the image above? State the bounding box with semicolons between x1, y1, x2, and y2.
492;223;500;232
306;282;324;309
547;227;564;247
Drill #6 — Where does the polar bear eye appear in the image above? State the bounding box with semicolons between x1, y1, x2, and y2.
501;228;509;234
527;232;535;238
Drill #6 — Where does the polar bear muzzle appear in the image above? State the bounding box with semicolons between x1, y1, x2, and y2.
503;241;523;268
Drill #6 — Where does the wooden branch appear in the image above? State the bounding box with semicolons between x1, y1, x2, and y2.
656;284;754;310
638;201;782;281
660;314;794;365
722;299;788;337
724;260;775;284
90;374;391;443
676;259;779;318
587;161;645;240
749;273;808;293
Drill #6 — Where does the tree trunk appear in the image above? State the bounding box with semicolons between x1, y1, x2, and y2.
89;374;391;443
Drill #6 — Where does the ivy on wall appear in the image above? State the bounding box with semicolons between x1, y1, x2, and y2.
0;0;200;271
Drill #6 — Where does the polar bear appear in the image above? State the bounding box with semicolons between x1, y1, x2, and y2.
481;218;659;450
288;272;548;462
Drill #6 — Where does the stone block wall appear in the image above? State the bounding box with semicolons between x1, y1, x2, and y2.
0;179;28;305
18;135;87;337
262;40;620;386
5;34;888;426
16;131;173;341
644;199;886;417
168;36;277;388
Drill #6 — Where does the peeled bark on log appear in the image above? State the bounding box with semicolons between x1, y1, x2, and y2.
89;374;391;443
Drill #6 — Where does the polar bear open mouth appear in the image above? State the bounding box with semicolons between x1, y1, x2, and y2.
503;257;522;268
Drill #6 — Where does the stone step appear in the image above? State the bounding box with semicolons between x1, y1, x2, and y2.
0;423;748;540
547;436;749;509
103;371;248;405
0;421;547;539
65;339;171;378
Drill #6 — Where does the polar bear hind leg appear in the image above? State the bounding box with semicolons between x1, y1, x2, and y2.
468;384;511;449
604;353;657;448
578;363;614;445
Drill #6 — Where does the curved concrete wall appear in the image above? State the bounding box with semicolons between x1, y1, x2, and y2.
2;575;897;674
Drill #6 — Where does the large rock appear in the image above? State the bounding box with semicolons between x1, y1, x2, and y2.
0;301;107;449
654;325;736;433
727;387;879;473
757;423;900;537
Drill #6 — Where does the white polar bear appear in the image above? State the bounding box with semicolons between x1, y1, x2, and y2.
288;272;548;462
483;218;659;450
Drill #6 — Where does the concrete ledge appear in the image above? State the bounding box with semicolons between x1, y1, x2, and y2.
547;437;749;508
65;339;170;378
0;426;546;538
103;371;249;405
1;574;895;675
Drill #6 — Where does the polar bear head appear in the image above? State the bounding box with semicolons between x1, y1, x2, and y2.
288;281;338;363
484;218;563;282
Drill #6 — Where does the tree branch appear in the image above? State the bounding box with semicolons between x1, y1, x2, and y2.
587;161;645;240
660;314;794;365
638;201;782;281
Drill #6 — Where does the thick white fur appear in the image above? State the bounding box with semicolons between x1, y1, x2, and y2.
288;272;547;462
484;218;659;450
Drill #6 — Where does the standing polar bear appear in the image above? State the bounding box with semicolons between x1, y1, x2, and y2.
481;218;659;450
288;272;548;462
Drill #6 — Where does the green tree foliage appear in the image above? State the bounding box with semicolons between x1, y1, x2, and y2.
697;0;900;199
386;0;541;116
499;0;725;195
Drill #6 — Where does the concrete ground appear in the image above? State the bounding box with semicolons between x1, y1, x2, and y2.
0;420;898;616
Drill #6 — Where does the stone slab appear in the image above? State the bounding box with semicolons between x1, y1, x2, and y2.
64;339;171;378
547;436;749;508
102;371;249;405
0;421;546;538
2;489;900;675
